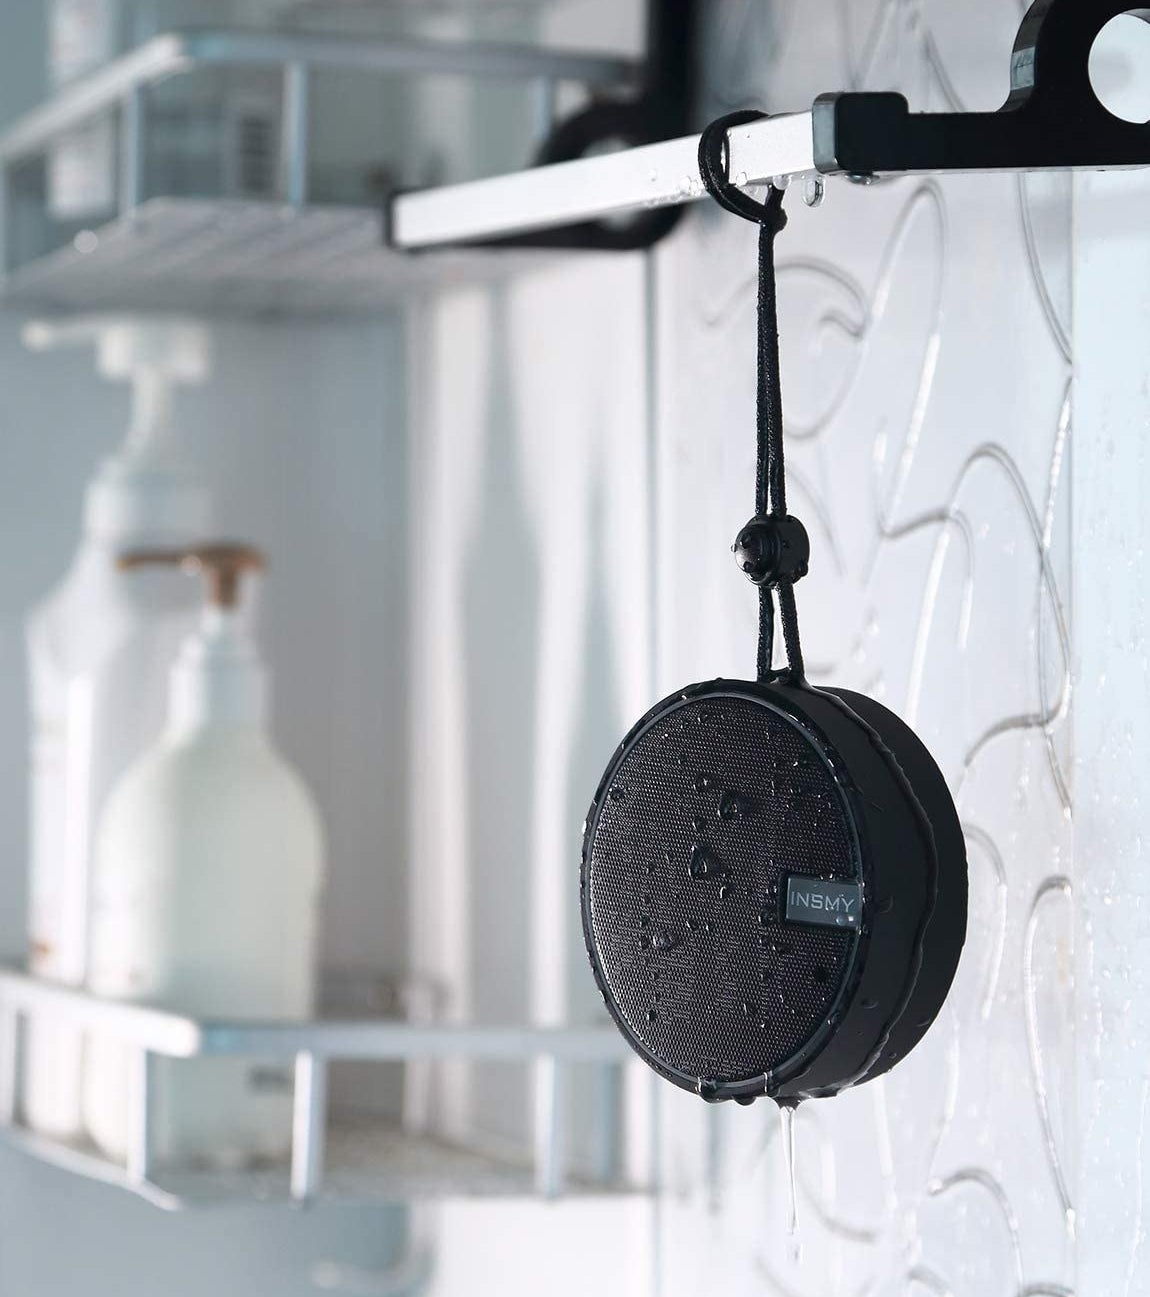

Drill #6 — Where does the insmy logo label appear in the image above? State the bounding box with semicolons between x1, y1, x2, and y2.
784;876;862;929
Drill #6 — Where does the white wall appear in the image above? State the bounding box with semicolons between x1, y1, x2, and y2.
1075;162;1150;1297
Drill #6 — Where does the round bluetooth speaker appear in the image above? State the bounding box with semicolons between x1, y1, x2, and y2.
581;678;966;1104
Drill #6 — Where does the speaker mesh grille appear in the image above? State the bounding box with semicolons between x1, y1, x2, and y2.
586;693;859;1087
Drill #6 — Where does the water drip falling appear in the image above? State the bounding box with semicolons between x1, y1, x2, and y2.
777;1100;802;1263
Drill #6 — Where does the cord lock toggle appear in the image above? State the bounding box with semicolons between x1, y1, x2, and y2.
732;515;810;587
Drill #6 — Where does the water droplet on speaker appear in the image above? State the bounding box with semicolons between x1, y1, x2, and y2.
609;786;626;803
696;1078;720;1103
692;815;707;833
719;791;743;821
703;921;714;934
687;918;699;931
742;1000;756;1018
719;884;730;901
691;843;728;880
653;929;682;953
694;773;710;792
647;1008;658;1023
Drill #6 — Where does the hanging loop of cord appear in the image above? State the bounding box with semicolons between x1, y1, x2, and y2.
698;110;808;684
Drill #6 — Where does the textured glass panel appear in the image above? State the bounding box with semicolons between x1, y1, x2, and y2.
654;1;1075;1291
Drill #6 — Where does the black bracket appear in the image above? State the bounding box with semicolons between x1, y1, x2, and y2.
814;0;1150;177
424;0;698;252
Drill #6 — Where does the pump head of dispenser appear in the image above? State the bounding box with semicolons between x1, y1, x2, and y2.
118;543;268;731
119;543;265;607
24;316;211;544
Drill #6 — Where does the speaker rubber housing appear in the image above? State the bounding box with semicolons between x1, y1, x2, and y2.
581;678;967;1103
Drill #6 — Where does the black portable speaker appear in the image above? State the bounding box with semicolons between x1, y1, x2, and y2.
580;678;966;1104
580;115;967;1106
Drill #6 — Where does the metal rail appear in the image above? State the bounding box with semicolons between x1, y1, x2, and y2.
0;968;629;1060
391;112;817;248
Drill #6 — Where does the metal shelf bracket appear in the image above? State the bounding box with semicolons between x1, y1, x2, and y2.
393;0;1150;252
814;0;1150;177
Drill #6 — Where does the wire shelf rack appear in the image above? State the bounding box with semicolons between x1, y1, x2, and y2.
0;27;634;315
0;968;641;1211
0;196;558;315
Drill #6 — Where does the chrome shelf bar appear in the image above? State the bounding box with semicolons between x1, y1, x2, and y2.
291;1051;328;1202
391;112;817;249
0;1122;183;1211
0;968;203;1055
0;969;629;1062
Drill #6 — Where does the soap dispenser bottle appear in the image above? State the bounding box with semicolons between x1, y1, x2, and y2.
24;317;212;1140
84;544;324;1168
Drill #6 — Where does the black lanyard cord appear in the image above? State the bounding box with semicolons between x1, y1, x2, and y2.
698;111;809;685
